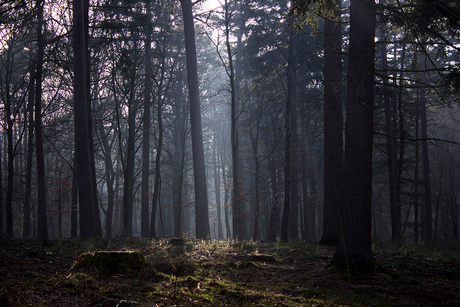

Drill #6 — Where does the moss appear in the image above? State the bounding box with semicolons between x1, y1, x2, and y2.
71;250;145;275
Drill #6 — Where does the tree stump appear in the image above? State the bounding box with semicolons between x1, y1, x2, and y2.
72;251;145;275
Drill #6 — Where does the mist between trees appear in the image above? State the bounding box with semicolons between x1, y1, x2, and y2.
1;0;459;269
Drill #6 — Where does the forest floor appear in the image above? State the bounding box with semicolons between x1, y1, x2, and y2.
1;237;459;306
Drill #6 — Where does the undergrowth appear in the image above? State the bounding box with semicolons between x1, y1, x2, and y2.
1;237;459;306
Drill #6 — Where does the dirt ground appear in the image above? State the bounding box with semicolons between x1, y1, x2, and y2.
0;238;459;306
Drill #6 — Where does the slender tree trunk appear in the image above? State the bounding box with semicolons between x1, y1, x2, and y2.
321;0;342;246
280;38;292;243
141;8;152;237
301;108;309;240
84;0;102;238
0;134;2;236
419;85;433;242
268;153;279;242
172;86;186;238
307;148;317;241
36;0;48;239
224;0;240;240
123;66;137;237
220;145;231;239
6;61;14;238
396;44;406;240
23;60;35;238
150;93;163;238
332;0;376;272
180;0;210;239
414;99;420;243
73;0;96;238
214;138;224;240
96;120;115;238
380;26;400;241
289;37;299;240
71;155;78;237
253;153;261;241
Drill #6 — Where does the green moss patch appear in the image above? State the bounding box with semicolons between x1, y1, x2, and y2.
72;250;145;275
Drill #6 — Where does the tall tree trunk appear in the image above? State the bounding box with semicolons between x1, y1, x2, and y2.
380;26;400;241
180;0;210;239
73;0;96;238
150;91;163;238
321;0;342;246
307;147;318;241
214;137;224;240
301;103;309;240
289;33;299;240
253;152;261;241
268;153;279;242
71;155;78;237
0;134;2;236
96;119;115;238
23;60;35;238
220;145;231;239
419;85;433;242
224;0;241;240
5;54;14;238
332;0;376;272
84;0;102;238
141;1;152;237
172;85;187;238
250;106;261;241
123;66;137;237
36;0;48;239
414;99;420;243
280;27;293;243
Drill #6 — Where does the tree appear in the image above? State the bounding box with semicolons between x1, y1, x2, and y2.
141;0;152;238
23;58;35;238
73;0;96;238
332;0;376;271
379;22;401;241
180;0;210;239
35;0;48;239
320;0;342;246
121;55;137;237
419;69;433;242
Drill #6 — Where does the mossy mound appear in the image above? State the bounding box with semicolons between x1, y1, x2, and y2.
72;251;145;275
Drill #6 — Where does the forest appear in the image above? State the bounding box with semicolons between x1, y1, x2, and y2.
1;0;460;272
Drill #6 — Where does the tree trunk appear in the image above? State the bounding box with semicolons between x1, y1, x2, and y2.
321;0;342;246
289;32;299;240
280;37;292;243
73;0;96;238
419;85;433;242
214;137;224;240
150;91;163;238
123;67;137;237
141;1;152;237
23;60;35;239
5;56;14;238
220;145;231;239
71;155;78;238
332;0;376;272
380;26;400;241
84;0;102;238
414;100;420;243
180;0;210;239
172;85;187;238
36;0;48;239
96;119;115;238
307;148;318;241
0;133;2;236
223;0;241;240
